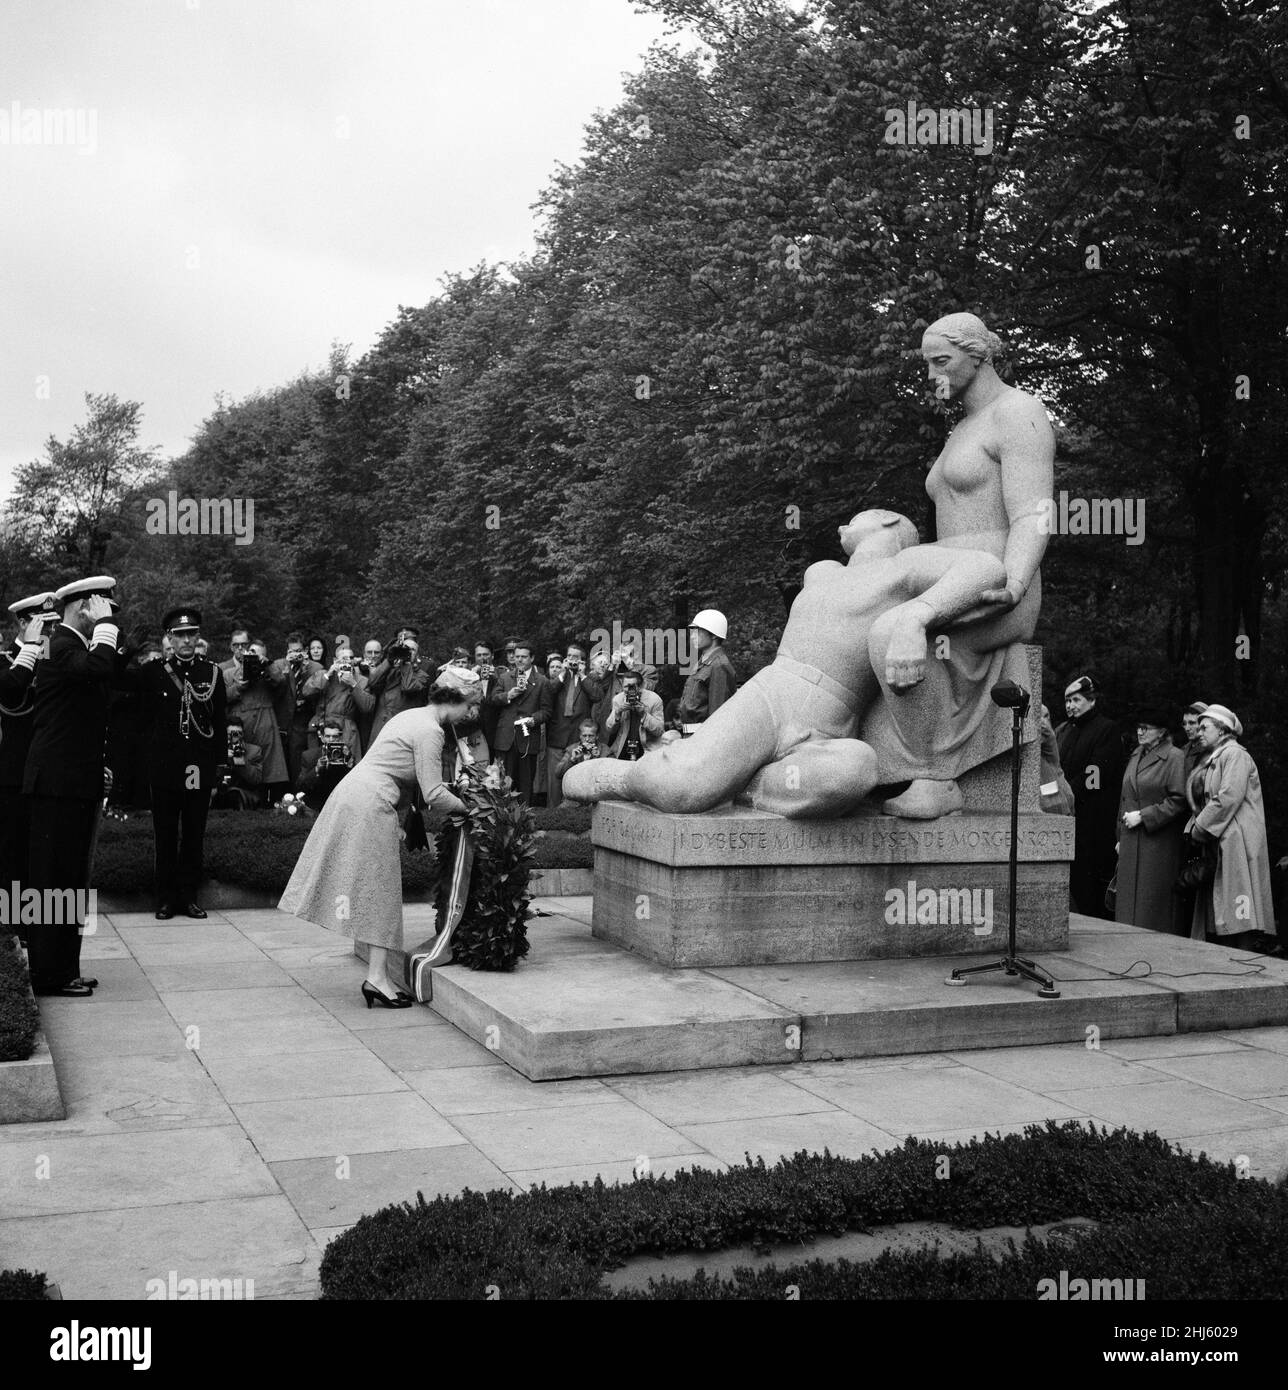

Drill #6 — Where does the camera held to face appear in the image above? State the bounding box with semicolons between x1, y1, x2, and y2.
227;726;246;766
384;640;413;665
240;651;264;683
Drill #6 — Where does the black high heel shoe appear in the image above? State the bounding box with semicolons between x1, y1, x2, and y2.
361;981;413;1010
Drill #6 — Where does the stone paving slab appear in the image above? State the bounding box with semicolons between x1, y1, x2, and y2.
54;1049;236;1133
0;1194;319;1300
447;1099;689;1171
231;1092;466;1162
200;1047;409;1105
0;1125;278;1216
269;1144;520;1229
1050;1078;1288;1140
675;1110;904;1166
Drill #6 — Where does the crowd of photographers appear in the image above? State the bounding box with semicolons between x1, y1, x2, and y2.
105;620;738;815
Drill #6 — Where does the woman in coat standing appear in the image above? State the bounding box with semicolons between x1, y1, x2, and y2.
1114;709;1187;932
278;666;480;1007
1184;704;1275;945
1181;701;1209;783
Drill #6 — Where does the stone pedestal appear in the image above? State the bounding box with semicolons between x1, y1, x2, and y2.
591;802;1074;968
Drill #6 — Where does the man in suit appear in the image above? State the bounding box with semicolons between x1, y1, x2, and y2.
472;641;504;756
125;608;228;919
23;576;127;997
605;667;665;759
271;630;327;786
545;642;604;808
487;638;555;804
0;592;57;946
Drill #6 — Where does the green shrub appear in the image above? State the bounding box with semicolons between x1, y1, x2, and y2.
0;1269;48;1299
620;1188;1288;1299
532;805;592;834
319;1121;1280;1300
0;934;40;1063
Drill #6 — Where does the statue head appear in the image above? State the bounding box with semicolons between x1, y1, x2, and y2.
838;509;919;560
921;312;1004;402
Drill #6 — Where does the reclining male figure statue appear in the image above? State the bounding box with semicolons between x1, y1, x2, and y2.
562;508;1006;818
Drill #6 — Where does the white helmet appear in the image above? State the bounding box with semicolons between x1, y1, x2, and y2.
688;608;727;640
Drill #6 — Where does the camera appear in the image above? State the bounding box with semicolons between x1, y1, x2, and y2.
384;640;412;665
240;651;264;683
288;648;304;664
478;663;495;679
625;684;642;706
356;661;370;677
318;738;354;771
227;726;246;766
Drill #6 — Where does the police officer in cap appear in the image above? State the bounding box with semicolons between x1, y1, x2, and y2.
23;576;128;996
0;592;57;945
127;607;227;919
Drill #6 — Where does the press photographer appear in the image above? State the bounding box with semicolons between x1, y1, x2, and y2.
299;716;355;810
312;645;372;765
366;625;430;742
605;667;664;760
272;631;327;787
487;638;554;805
220;630;289;796
211;715;267;809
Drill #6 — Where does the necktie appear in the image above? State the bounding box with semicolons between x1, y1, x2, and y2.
564;674;578;716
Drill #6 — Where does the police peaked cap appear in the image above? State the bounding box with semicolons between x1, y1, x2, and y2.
163;606;202;632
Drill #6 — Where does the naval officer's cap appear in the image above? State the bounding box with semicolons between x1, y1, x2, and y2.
162;606;202;633
7;591;58;618
54;575;119;611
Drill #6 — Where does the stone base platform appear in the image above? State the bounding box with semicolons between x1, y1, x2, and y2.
422;903;1288;1080
590;802;1075;968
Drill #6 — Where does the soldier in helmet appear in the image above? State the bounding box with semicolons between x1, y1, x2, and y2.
677;608;738;733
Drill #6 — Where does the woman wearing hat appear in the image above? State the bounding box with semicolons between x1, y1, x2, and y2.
278;666;481;1007
1183;705;1275;945
1114;709;1187;933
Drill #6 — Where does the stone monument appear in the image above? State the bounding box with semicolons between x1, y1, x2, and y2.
563;312;1073;967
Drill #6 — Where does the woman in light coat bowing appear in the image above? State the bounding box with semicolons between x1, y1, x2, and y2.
1115;709;1188;933
1185;704;1275;945
278;666;481;1007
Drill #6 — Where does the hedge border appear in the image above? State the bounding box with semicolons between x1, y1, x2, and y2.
319;1121;1281;1300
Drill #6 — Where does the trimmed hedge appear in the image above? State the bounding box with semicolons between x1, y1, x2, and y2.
616;1189;1288;1297
319;1121;1285;1300
0;932;40;1063
0;1269;48;1299
93;807;591;896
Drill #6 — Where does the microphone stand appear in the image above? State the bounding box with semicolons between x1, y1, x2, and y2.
946;684;1060;998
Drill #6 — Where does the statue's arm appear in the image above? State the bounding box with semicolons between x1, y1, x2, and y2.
993;391;1055;599
893;545;1009;631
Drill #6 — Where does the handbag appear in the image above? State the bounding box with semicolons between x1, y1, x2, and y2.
1175;843;1216;892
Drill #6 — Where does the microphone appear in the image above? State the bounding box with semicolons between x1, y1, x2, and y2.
990;679;1030;715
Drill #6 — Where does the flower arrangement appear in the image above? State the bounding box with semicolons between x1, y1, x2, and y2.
273;792;312;819
432;763;538;971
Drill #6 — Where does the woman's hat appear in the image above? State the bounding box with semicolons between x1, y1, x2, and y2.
1134;708;1172;731
1184;700;1209;716
1201;703;1242;737
1064;675;1096;699
431;665;483;699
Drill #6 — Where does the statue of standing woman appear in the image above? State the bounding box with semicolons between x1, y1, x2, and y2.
862;312;1055;817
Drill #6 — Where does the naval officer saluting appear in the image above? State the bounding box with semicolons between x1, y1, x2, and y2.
129;607;227;919
23;576;128;996
0;591;58;944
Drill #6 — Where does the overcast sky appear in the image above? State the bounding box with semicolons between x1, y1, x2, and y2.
0;0;685;499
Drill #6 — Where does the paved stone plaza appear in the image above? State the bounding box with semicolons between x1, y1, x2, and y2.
3;896;1287;1299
